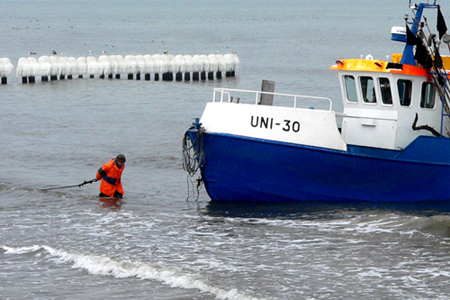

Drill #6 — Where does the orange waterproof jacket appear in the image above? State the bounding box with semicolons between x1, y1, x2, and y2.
96;159;124;197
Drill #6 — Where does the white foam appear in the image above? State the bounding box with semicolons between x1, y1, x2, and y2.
16;245;264;300
109;55;119;75
124;55;137;74
183;55;193;73
224;53;235;72
2;244;41;254
216;53;226;72
49;55;62;76
208;54;219;72
0;58;15;77
98;55;111;76
174;55;185;73
152;54;164;74
160;52;173;73
200;54;211;72
87;56;101;76
116;55;126;74
76;56;87;75
59;56;71;76
192;55;202;72
135;55;145;74
143;54;154;74
0;51;239;80
169;57;178;74
27;56;40;76
16;57;31;77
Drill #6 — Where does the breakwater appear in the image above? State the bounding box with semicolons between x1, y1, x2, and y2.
1;51;239;84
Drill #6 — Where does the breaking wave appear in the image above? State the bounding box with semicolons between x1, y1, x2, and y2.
403;215;450;238
1;245;265;300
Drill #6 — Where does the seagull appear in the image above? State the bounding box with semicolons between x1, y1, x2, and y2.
29;51;36;56
89;50;94;56
52;49;57;55
102;50;107;55
163;50;168;55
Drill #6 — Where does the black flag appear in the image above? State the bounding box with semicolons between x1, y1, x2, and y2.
415;42;432;69
437;6;447;39
406;25;419;45
435;46;443;69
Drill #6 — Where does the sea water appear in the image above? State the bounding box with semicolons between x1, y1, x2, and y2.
1;0;450;299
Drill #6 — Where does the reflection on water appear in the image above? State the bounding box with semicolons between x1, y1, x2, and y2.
98;197;123;210
203;199;450;219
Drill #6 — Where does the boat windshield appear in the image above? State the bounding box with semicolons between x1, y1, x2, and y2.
379;78;393;105
420;82;436;109
344;75;358;103
397;79;412;106
360;76;377;103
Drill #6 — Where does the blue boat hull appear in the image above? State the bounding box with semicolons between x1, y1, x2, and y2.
189;130;450;202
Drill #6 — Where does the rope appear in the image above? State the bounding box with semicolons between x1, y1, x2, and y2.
40;178;97;191
182;125;205;201
413;17;450;136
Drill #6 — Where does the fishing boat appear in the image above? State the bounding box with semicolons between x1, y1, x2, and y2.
183;1;450;202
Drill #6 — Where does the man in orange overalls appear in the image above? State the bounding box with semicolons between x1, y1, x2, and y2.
96;154;126;198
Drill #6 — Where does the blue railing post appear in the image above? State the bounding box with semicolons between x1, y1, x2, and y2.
441;75;448;137
193;118;202;130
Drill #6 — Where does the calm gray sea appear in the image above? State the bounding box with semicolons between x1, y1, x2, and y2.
1;0;450;299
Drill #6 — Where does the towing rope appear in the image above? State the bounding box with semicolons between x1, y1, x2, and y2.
182;125;205;201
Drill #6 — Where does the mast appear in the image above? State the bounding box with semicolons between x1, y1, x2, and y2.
400;2;442;65
400;1;450;135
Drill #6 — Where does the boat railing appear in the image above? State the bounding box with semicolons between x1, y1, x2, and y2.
212;88;333;111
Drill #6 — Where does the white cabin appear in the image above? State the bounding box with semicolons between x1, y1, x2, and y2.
331;58;449;150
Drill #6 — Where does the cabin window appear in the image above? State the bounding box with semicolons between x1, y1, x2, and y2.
397;79;412;106
379;78;393;105
360;76;376;103
420;82;436;109
344;75;358;102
